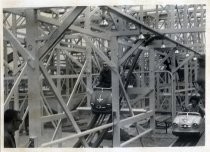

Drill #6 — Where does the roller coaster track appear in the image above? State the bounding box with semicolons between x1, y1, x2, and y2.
73;114;111;147
73;36;158;147
171;136;201;147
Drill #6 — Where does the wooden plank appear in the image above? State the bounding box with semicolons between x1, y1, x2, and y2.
39;6;86;59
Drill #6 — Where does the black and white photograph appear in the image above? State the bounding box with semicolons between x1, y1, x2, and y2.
1;1;208;150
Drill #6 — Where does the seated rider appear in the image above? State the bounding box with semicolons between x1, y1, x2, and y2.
96;62;111;88
185;95;205;117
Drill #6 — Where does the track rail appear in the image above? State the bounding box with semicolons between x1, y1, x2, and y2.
170;136;201;147
73;113;111;147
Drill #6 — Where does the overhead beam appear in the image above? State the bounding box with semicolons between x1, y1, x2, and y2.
37;15;111;40
107;6;201;55
39;6;86;60
70;25;111;40
159;27;205;34
111;29;141;37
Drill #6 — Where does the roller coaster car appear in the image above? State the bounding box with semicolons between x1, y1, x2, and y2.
90;87;112;114
172;112;205;137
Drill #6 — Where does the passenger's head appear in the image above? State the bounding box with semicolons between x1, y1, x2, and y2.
189;96;200;107
102;62;108;70
4;109;22;132
107;50;111;59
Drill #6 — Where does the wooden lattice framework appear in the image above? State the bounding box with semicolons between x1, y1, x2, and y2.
3;5;205;147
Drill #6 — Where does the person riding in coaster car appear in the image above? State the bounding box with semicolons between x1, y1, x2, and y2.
90;87;112;114
172;112;205;137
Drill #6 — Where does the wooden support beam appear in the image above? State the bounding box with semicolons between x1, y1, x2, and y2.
83;35;117;70
107;6;201;55
41;122;113;147
63;50;83;68
39;6;86;60
41;113;67;123
41;110;152;147
158;27;205;34
127;87;153;95
172;53;194;73
3;26;34;62
3;60;13;71
4;62;27;109
51;60;87;141
111;37;120;146
19;106;29;130
4;8;25;16
155;51;173;70
36;15;111;40
39;62;89;147
120;40;147;65
121;129;152;147
56;46;85;53
149;50;155;130
25;9;42;146
70;25;111;40
37;14;60;26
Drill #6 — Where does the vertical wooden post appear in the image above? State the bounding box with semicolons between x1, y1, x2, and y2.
56;49;62;147
25;9;41;147
156;67;160;111
66;55;70;96
155;5;159;29
85;7;92;106
149;50;155;130
184;62;189;105
11;13;20;146
171;53;176;118
139;5;143;23
183;5;189;107
86;46;92;106
4;41;9;98
183;5;188;45
111;37;120;147
141;50;145;88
